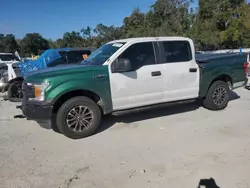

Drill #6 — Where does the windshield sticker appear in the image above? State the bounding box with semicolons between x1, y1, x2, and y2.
112;43;123;48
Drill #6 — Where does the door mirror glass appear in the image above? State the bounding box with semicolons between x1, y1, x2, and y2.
114;58;132;72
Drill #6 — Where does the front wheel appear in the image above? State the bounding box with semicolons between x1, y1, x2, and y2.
203;80;230;111
56;96;102;139
7;80;23;102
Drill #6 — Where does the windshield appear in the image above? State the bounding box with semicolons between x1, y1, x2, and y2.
0;54;19;61
81;42;125;66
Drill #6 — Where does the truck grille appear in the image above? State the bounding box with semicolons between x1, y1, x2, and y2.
22;81;35;101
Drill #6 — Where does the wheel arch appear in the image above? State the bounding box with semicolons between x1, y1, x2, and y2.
4;77;24;92
202;74;232;97
211;74;232;88
52;89;107;115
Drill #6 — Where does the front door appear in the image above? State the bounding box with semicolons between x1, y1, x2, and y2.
109;41;164;111
159;40;200;102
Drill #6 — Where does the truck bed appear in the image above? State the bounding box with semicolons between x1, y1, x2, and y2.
195;53;249;64
196;53;249;97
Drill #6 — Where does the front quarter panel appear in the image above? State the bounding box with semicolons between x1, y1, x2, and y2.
45;66;113;113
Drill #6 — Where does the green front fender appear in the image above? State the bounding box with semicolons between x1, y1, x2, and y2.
46;79;113;114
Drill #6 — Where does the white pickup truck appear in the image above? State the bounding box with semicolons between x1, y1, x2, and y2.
0;53;20;92
21;37;249;139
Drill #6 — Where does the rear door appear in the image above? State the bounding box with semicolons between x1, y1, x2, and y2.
158;39;200;102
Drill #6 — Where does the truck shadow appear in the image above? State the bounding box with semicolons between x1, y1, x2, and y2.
97;102;200;134
97;90;240;134
229;90;240;101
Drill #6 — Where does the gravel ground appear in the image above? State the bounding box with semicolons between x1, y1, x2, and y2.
0;88;250;188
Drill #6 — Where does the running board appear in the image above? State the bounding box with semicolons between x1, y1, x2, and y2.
112;98;197;116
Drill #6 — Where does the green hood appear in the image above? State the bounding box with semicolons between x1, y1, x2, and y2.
25;64;107;83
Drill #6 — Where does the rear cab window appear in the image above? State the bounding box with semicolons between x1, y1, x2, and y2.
161;40;192;63
67;50;92;64
0;54;19;61
47;51;67;67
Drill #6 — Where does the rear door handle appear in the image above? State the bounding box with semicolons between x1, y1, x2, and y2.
151;71;161;76
189;68;197;73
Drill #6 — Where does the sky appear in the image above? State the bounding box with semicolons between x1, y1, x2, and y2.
0;0;198;40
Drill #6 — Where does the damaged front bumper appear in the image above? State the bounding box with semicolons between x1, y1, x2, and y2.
14;81;53;120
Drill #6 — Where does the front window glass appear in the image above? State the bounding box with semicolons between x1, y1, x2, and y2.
116;42;155;70
81;42;125;66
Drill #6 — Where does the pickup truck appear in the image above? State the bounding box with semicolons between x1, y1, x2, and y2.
20;37;249;139
0;53;20;92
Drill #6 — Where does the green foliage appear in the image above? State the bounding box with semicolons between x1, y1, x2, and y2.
0;34;19;53
2;0;250;55
191;0;250;50
20;33;49;56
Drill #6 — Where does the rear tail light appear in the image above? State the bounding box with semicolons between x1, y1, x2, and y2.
244;62;249;76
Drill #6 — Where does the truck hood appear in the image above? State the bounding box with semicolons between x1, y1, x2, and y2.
24;64;103;82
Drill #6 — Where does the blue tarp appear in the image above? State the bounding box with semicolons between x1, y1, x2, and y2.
19;48;71;77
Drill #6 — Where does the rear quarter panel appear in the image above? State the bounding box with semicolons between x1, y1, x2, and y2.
199;54;247;97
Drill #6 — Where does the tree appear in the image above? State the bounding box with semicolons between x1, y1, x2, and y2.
0;34;4;52
57;31;86;48
150;0;192;36
123;8;147;37
0;34;19;53
186;0;250;50
3;0;250;54
20;33;49;56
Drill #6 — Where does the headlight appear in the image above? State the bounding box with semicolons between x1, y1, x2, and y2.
28;82;49;101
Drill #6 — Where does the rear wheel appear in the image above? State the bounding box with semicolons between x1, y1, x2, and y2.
56;96;102;139
7;80;23;102
203;80;230;111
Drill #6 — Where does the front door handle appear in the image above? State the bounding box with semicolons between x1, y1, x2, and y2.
189;68;197;73
151;71;161;76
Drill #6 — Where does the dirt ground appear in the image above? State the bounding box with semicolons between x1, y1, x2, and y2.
0;88;250;188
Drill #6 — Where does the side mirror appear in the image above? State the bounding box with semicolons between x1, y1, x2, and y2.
114;58;132;72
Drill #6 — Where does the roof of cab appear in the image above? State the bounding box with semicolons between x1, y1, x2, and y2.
109;36;191;44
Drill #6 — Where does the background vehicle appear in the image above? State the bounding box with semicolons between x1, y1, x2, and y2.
20;37;248;139
1;47;94;102
0;53;21;93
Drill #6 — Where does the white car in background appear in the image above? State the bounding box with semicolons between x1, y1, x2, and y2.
0;53;21;92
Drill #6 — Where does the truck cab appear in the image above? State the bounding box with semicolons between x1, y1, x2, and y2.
104;37;200;110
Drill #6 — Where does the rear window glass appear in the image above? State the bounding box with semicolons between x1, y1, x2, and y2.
67;50;92;64
162;41;192;63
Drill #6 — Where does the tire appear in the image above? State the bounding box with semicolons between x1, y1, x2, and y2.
56;96;102;139
203;80;230;111
7;80;23;102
